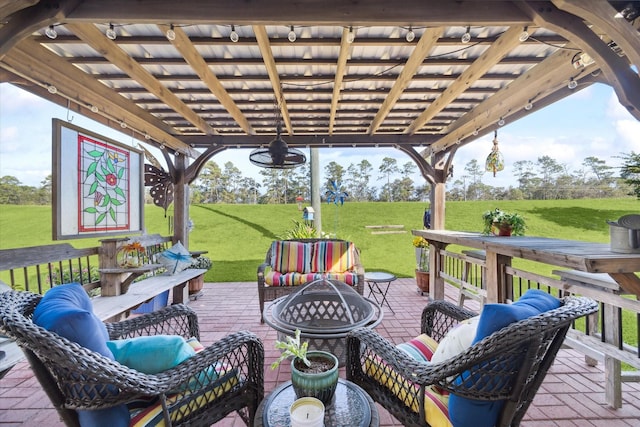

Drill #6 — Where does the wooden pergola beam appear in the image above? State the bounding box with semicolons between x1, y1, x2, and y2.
329;27;352;135
367;27;443;135
1;37;196;156
162;24;254;135
406;25;526;135
253;25;293;135
66;23;218;136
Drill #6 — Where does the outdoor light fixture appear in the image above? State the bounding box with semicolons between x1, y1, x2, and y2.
45;25;57;39
485;130;505;177
406;26;415;42
230;25;239;42
106;23;117;40
347;26;355;43
461;26;471;43
166;24;176;41
519;26;530;42
568;77;578;89
288;26;297;42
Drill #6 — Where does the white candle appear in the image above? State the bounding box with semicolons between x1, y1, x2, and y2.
289;397;325;427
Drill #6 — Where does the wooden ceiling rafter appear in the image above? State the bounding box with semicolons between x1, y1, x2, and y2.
406;25;528;136
161;24;254;135
367;26;443;134
1;37;197;156
253;25;293;136
66;23;218;136
328;26;352;135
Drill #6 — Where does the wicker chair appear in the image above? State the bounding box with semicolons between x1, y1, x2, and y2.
0;290;264;426
346;296;598;427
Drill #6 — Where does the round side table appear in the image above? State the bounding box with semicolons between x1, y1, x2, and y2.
255;378;379;427
365;271;397;314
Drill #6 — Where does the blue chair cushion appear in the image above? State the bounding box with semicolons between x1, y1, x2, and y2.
33;283;130;427
107;335;196;374
448;289;561;427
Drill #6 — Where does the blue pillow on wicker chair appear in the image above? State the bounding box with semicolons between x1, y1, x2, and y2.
33;283;130;427
448;289;561;427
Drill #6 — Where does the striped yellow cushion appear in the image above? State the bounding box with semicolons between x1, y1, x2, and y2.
311;241;356;273
364;355;451;427
270;241;312;273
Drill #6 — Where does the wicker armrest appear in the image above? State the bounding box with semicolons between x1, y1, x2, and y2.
106;303;199;340
420;300;477;342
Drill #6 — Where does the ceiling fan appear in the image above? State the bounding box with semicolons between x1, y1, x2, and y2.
249;121;306;169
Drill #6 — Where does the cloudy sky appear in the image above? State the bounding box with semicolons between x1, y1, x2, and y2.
0;82;638;190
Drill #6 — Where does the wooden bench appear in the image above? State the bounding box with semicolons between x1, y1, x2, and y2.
0;236;207;322
554;269;640;409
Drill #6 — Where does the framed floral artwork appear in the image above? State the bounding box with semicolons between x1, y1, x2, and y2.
52;119;144;240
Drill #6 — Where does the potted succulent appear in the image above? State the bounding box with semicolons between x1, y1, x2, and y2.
186;255;212;295
271;329;339;405
482;208;526;236
412;236;430;293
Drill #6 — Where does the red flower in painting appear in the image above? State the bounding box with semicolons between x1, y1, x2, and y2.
106;174;117;186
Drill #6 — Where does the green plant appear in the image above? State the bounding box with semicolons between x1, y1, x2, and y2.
188;255;212;270
279;220;317;239
270;329;310;370
482;208;526;236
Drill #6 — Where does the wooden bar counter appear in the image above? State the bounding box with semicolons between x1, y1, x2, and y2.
412;230;640;303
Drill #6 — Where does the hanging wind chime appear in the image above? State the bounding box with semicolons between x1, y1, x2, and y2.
485;130;505;177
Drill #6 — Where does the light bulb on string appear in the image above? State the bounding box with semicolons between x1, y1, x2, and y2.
288;26;297;42
45;25;57;39
568;78;578;89
47;84;57;94
461;26;471;43
90;105;99;113
524;100;533;111
120;121;127;129
166;24;176;41
498;117;505;126
106;23;117;40
347;26;355;43
405;26;415;42
230;25;239;42
518;26;529;42
473;128;479;136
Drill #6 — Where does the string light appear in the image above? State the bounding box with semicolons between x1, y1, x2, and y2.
120;120;127;129
524;100;533;110
473;128;479;136
106;23;117;40
347;26;355;43
230;25;239;42
45;25;57;39
90;105;99;113
288;26;297;42
47;84;57;94
519;26;530;42
461;26;471;43
166;24;176;41
405;26;415;42
568;77;578;89
498;117;505;126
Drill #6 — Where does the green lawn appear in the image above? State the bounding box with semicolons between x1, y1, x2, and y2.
1;199;637;282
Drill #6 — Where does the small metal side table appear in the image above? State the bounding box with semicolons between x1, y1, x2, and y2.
365;271;397;315
255;378;379;427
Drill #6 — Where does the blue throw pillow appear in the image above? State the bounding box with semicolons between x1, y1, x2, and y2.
107;335;196;374
33;283;130;427
448;289;561;427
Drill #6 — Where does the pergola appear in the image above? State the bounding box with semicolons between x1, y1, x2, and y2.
1;0;639;245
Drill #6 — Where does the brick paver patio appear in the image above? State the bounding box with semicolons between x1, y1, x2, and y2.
1;279;639;426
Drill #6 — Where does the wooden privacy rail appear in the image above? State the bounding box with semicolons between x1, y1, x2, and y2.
554;269;640;409
364;225;406;235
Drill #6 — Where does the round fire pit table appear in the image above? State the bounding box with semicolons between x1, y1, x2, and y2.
263;278;383;366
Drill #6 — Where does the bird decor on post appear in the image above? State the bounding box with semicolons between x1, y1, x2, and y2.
485;130;505;177
325;181;348;237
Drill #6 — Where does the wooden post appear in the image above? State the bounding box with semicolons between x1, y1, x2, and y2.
429;242;447;301
310;147;322;236
485;251;511;303
98;237;128;296
603;303;622;408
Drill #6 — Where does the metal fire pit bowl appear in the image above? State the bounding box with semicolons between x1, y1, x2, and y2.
263;278;383;366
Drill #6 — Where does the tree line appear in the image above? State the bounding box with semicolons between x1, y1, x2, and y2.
1;152;638;205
